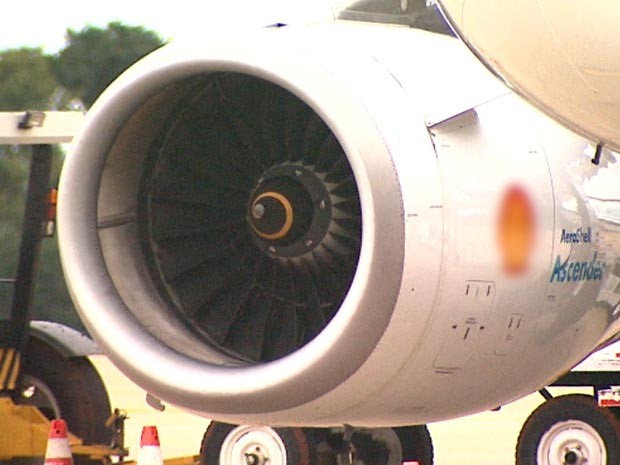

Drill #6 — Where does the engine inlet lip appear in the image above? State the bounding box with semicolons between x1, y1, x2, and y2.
59;37;406;415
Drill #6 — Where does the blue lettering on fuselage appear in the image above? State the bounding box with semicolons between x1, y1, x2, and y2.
549;252;605;283
560;227;592;244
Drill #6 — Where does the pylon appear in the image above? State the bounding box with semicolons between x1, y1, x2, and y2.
137;426;164;465
44;419;73;465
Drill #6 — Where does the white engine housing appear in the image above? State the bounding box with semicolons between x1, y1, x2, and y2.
58;22;620;426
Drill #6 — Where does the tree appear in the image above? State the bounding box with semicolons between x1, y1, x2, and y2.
53;22;164;107
0;48;59;111
0;23;164;330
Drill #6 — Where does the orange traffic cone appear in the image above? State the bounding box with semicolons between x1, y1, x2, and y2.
44;419;73;465
137;426;164;465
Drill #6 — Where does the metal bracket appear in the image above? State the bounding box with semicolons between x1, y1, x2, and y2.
17;111;46;130
0;111;83;145
592;143;603;165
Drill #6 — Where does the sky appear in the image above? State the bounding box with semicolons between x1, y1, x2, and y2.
0;0;334;54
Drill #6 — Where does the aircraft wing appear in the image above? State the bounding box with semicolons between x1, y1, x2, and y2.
436;0;620;151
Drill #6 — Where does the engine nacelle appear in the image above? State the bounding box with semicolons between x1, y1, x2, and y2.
58;22;620;426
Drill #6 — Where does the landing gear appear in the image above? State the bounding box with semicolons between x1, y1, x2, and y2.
516;394;620;465
201;423;433;465
200;423;313;465
312;426;433;465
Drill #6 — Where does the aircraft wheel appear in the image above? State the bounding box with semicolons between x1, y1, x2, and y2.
200;422;313;465
516;394;620;465
12;337;112;465
394;425;434;465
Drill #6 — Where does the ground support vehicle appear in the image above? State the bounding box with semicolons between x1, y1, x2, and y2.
0;111;127;464
516;340;620;465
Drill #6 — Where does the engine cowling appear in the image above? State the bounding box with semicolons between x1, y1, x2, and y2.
58;22;620;426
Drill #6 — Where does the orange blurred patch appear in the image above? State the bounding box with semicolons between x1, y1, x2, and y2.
498;186;535;275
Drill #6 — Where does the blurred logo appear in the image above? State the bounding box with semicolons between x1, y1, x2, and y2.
498;185;535;275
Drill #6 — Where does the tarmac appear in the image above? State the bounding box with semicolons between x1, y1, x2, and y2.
91;356;591;465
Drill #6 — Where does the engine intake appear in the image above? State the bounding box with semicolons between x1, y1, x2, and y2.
141;73;361;363
58;24;428;423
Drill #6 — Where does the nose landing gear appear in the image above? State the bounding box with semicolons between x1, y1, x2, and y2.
200;423;434;465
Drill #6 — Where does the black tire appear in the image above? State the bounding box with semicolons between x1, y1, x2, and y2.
201;422;313;465
516;394;620;465
395;425;434;465
14;337;113;465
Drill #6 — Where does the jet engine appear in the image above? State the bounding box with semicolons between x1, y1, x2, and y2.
58;22;620;426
